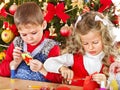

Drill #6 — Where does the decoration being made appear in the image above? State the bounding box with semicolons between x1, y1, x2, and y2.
21;52;33;65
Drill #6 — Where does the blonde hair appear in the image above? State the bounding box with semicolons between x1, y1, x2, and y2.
62;11;118;76
14;2;44;29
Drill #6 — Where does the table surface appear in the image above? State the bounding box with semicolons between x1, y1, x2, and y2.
0;76;83;90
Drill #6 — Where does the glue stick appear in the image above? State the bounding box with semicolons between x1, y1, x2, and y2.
10;66;15;79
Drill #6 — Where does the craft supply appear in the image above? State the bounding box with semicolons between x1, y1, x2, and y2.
99;81;106;90
28;85;41;89
21;52;32;65
10;66;15;79
109;73;119;90
56;85;70;90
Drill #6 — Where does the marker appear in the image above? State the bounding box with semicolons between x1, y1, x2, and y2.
28;85;41;89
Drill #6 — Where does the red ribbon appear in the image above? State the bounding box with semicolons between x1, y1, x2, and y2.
98;0;112;12
44;2;70;23
3;22;19;36
0;8;7;18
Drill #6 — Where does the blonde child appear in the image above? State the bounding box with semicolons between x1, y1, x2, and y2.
44;11;118;88
0;2;62;82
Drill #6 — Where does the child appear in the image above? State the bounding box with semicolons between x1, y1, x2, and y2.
110;61;120;73
44;11;118;88
0;2;62;82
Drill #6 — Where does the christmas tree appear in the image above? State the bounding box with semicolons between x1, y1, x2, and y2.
0;0;120;60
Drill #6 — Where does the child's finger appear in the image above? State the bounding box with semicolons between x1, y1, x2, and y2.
117;68;120;72
67;71;74;81
62;72;68;79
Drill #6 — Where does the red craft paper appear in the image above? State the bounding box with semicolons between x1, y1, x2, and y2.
56;85;70;90
83;72;99;90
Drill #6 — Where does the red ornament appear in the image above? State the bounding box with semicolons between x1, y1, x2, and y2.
60;25;72;37
9;3;18;15
112;15;120;25
91;2;94;7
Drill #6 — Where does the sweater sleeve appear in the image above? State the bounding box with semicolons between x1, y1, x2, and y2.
0;43;14;77
44;54;74;73
45;72;63;83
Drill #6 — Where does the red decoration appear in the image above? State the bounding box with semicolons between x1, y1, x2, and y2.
0;8;7;18
3;22;19;36
83;72;99;90
22;53;33;65
9;24;19;36
56;85;70;90
98;0;112;12
60;25;72;37
24;56;32;65
3;22;9;28
112;15;120;25
9;3;18;15
44;2;70;23
44;30;55;39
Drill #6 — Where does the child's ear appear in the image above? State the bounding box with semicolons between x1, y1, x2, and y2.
42;20;47;30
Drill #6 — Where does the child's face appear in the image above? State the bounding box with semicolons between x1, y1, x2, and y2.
80;31;103;56
18;24;44;46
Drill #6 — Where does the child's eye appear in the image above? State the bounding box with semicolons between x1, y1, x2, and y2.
93;41;98;44
83;42;88;45
32;32;37;34
21;34;27;36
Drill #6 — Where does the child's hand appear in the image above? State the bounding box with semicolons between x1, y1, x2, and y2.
92;73;106;85
12;47;23;64
30;59;43;72
59;66;74;84
109;61;120;73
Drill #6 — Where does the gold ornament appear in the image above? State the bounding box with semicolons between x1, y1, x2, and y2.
71;0;83;9
1;29;15;43
0;51;6;61
4;0;10;3
42;2;48;11
49;26;57;36
39;0;42;2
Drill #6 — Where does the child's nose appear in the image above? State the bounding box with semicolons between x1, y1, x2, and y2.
27;35;33;40
88;44;94;50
